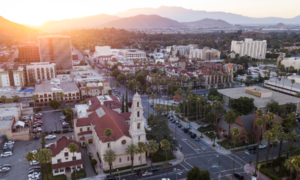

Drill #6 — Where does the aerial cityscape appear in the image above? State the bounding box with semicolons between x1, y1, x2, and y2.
1;1;300;180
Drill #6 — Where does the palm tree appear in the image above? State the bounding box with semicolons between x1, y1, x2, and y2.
0;95;7;103
35;149;52;180
103;149;117;176
31;95;38;107
231;127;240;174
285;156;296;180
150;93;156;107
291;155;300;180
291;79;296;95
263;129;276;169
84;86;90;98
125;144;137;172
25;151;35;170
146;88;151;113
243;132;253;143
136;142;147;178
160;139;170;178
296;92;300;98
68;143;78;180
104;128;113;149
255;109;264;170
146;140;159;168
98;86;104;96
12;95;20;103
224;110;238;148
277;131;287;157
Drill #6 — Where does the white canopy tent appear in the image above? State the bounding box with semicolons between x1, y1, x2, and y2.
14;121;25;128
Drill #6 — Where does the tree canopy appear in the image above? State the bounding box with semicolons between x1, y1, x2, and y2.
49;100;61;110
228;97;254;115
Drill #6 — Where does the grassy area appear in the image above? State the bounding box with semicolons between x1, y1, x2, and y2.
204;132;220;140
217;140;256;150
42;163;67;180
152;151;175;163
71;169;87;180
197;125;214;133
258;164;289;180
104;164;147;173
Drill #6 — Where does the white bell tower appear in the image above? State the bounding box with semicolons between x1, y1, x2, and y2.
129;92;146;144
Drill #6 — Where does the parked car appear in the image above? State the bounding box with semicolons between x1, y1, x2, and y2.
2;164;11;168
0;167;10;172
175;121;179;125
45;143;54;148
233;173;244;180
1;152;13;157
142;171;153;177
45;135;56;140
190;134;196;138
178;124;182;128
104;175;116;180
30;160;40;166
136;170;145;175
269;143;277;147
148;167;159;172
195;137;200;141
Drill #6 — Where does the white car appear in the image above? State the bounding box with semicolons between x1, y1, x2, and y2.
45;143;54;148
6;141;15;144
1;152;13;157
45;135;56;140
30;160;40;166
259;144;267;149
142;171;153;177
31;150;37;154
0;167;10;172
28;172;41;178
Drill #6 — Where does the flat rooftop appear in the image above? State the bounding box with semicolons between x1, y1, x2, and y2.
218;86;300;108
34;81;79;93
71;70;103;81
75;104;89;118
0;87;34;99
0;104;20;128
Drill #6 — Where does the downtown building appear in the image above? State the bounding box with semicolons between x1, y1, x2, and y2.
18;42;40;63
230;38;267;59
38;35;73;72
190;47;221;60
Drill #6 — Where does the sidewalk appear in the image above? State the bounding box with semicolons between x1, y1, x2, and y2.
244;164;269;180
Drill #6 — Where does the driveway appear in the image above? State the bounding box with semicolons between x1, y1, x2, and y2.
81;149;95;177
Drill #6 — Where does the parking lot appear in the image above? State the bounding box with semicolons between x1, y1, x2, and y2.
42;111;65;133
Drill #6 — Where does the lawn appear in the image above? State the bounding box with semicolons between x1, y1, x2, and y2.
259;163;291;180
71;169;87;180
204;132;220;140
42;163;67;180
152;151;175;163
217;140;256;150
198;125;214;133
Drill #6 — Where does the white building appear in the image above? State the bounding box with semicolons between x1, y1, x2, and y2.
190;47;221;60
49;136;83;176
123;49;146;61
94;46;112;57
264;75;300;96
166;44;197;56
280;57;300;70
74;93;147;170
230;38;267;59
26;62;56;83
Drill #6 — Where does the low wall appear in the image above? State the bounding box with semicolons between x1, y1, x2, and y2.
11;131;30;140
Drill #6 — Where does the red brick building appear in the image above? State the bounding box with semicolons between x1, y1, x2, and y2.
18;42;40;63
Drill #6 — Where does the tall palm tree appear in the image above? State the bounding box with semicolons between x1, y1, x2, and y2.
224;110;238;148
146;88;151;113
68;143;78;180
277;131;287;157
58;92;64;103
31;95;38;107
285;156;296;180
291;155;300;180
136;142;147;178
104;128;113;149
103;149;117;176
35;149;52;180
146;140;159;168
125;144;137;172
25;151;35;169
160;139;170;178
291;79;296;95
150;93;156;107
231;127;240;174
263;129;276;169
255;109;265;170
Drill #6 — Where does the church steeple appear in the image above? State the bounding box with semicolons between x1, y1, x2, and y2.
129;92;146;144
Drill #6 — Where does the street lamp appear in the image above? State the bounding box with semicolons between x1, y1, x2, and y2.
117;169;120;180
207;155;219;170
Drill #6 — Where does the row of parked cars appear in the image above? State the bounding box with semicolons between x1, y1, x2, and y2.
1;141;15;157
32;113;43;133
0;164;11;173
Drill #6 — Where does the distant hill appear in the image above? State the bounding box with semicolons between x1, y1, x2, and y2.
100;14;184;29
182;18;233;28
276;23;286;28
41;14;120;31
114;6;300;25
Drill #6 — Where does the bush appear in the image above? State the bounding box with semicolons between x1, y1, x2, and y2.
55;130;61;134
35;108;42;113
91;159;97;166
62;129;69;133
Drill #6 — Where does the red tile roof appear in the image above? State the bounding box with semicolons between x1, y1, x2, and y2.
52;159;83;170
119;112;131;120
49;136;81;157
104;100;122;109
76;117;93;127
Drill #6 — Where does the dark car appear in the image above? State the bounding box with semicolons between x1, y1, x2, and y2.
175;121;179;125
233;173;244;180
136;170;145;175
105;175;116;180
171;120;176;123
269;143;277;147
178;124;182;128
191;134;196;138
184;128;189;133
187;131;192;135
195;137;200;141
68;129;74;132
148;167;159;172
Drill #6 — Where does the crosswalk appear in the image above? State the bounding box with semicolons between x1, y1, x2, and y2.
226;175;234;180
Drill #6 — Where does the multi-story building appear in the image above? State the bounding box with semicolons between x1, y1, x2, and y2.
34;78;80;106
190;47;221;60
166;44;198;56
230;38;267;59
0;64;25;87
123;49;146;61
74;93;147;170
49;136;83;176
79;81;111;99
18;42;40;63
280;57;300;70
38;35;73;72
26;62;56;84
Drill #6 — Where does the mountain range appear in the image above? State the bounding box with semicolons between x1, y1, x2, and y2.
115;6;300;25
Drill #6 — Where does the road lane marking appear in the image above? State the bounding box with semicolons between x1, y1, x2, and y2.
226;175;234;180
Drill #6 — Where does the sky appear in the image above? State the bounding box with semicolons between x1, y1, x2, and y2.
1;0;299;26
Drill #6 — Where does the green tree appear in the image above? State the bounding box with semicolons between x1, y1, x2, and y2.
277;131;287;157
286;103;297;114
284;156;296;180
160;139;170;178
58;92;64;103
104;128;113;149
31;94;38;107
136;142;147;175
25;151;35;170
267;100;282;116
6;98;13;103
98;86;104;95
125;90;129;112
231;127;240;174
121;95;125;113
68;143;78;180
0;95;7;103
224;110;238;148
228;97;255;115
12;95;20;102
187;166;211;180
117;73;127;83
103;149;117;176
62;107;74;122
146;140;159;168
110;69;120;78
125;144;137;172
49;100;61;110
35;149;52;180
136;73;146;86
291;79;296;95
84;86;90;98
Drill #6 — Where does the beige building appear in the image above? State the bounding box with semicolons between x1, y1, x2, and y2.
80;81;111;99
123;49;146;61
280;57;300;70
190;47;221;60
0;65;25;87
34;78;80;106
49;136;83;176
74;93;147;170
38;35;73;71
230;38;267;59
26;62;56;84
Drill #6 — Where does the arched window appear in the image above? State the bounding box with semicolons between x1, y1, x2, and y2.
137;111;139;117
137;102;139;107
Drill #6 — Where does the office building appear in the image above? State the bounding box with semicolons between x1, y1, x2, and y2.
26;62;56;84
123;49;146;61
190;47;221;60
0;64;25;87
280;57;300;70
18;42;40;63
166;44;198;56
230;38;267;59
38;35;73;71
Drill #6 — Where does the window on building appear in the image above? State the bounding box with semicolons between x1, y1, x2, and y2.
138;136;140;141
87;127;90;131
80;128;82;132
137;123;140;129
57;159;61;163
127;157;130;161
137;111;139;117
137;102;139;107
119;158;122;163
108;143;110;148
64;152;68;157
